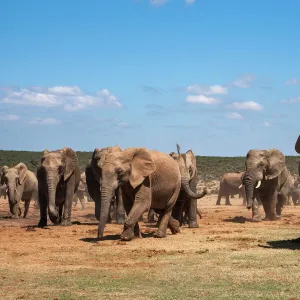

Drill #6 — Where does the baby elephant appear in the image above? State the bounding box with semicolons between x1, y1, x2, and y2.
0;163;38;218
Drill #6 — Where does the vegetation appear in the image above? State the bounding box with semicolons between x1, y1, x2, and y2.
0;150;299;180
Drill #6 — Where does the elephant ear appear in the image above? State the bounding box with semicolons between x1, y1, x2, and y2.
185;150;196;178
15;163;28;185
0;166;8;185
85;161;99;201
265;149;285;180
169;152;178;160
128;148;156;189
295;135;300;154
62;148;78;181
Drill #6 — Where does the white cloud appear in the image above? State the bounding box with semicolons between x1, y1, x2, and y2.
264;121;271;127
150;0;169;5
29;118;61;125
285;78;300;85
232;74;255;88
185;0;196;4
186;84;228;95
186;95;221;104
226;112;243;120
1;86;123;111
0;114;20;121
48;86;82;95
117;122;129;128
281;97;300;104
231;101;263;111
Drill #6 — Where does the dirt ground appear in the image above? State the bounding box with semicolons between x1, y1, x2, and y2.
1;195;300;300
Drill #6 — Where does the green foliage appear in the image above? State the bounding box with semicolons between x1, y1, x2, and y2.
0;150;299;180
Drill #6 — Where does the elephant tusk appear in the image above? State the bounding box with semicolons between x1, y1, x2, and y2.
238;184;243;189
255;180;261;189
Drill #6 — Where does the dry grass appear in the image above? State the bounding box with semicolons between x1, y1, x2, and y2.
1;196;300;300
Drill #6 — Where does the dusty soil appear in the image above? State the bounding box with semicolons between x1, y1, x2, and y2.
1;196;300;300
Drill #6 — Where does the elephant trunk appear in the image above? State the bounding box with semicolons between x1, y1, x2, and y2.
47;173;59;224
243;170;258;209
8;184;16;204
98;185;115;239
181;177;207;199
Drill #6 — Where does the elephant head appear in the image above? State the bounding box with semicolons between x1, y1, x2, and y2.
242;149;285;208
98;148;156;238
170;144;207;199
40;147;78;224
1;163;28;205
91;146;122;183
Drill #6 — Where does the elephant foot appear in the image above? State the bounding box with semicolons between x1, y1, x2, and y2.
120;227;135;241
116;214;125;225
168;218;180;234
38;219;47;228
263;215;278;221
11;215;19;219
225;203;232;206
216;202;221;205
153;229;167;238
188;221;199;228
252;215;262;222
60;219;72;226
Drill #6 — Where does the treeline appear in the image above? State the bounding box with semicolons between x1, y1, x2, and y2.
0;150;299;181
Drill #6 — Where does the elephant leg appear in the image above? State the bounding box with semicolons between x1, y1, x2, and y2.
188;175;199;228
121;195;149;241
171;196;185;226
11;201;21;219
276;194;285;218
225;195;231;206
73;196;78;207
107;201;114;224
197;207;202;219
23;200;30;218
38;190;48;228
94;198;100;221
216;194;221;205
120;189;135;241
154;185;180;238
264;192;278;221
61;179;75;226
167;215;180;234
251;198;261;222
116;187;125;224
58;205;63;222
80;195;86;210
147;208;155;223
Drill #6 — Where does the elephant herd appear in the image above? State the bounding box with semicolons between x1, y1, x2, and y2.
0;136;300;242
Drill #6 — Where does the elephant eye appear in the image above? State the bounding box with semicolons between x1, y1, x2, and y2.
58;166;64;173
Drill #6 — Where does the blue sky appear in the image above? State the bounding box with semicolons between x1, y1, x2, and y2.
0;0;299;156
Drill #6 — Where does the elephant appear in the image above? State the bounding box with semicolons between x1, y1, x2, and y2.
37;147;80;227
85;146;126;224
242;149;290;221
0;163;38;218
0;184;7;199
282;172;296;206
169;145;207;228
97;147;183;241
291;187;300;205
216;172;246;206
73;172;89;210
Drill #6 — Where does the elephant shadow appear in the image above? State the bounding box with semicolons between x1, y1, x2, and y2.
80;232;155;243
223;216;253;223
259;238;300;250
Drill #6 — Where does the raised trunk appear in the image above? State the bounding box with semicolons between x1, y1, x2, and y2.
181;177;207;199
98;186;115;239
47;174;59;224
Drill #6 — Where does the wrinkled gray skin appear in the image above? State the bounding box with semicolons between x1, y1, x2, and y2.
0;184;7;199
37;148;80;227
169;146;207;228
216;172;246;206
281;172;296;206
98;148;182;241
0;163;38;218
242;149;289;221
85;146;126;224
